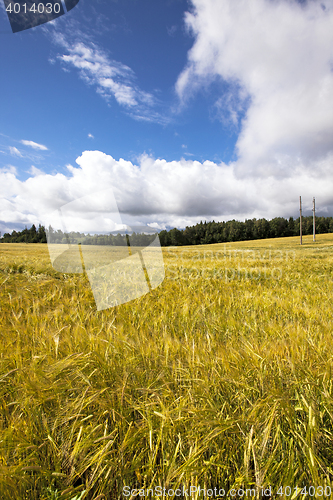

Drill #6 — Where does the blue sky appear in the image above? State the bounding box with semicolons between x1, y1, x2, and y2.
0;0;237;172
1;0;333;233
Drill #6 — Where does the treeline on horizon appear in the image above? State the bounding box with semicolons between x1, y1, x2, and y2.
1;216;332;246
0;224;156;246
0;224;47;244
158;215;333;246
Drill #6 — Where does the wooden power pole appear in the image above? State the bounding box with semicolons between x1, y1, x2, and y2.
313;197;316;242
299;196;302;245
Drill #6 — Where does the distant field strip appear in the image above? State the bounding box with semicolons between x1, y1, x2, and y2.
1;235;333;498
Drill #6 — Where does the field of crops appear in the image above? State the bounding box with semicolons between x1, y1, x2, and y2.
1;235;333;499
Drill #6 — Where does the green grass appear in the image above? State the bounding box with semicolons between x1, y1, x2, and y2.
1;236;333;499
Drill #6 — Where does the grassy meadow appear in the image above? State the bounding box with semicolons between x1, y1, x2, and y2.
1;235;333;498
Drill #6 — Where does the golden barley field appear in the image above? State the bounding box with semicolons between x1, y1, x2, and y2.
1;235;333;499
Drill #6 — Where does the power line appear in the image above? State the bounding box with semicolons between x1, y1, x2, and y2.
299;196;302;245
313;197;316;242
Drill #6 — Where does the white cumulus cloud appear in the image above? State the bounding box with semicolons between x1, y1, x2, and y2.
177;0;333;177
1;150;333;234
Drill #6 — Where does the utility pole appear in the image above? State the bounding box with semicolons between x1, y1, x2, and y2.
313;197;316;242
299;196;302;245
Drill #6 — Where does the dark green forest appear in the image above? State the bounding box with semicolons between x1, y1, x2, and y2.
0;216;331;247
0;225;156;247
0;224;47;244
158;215;331;246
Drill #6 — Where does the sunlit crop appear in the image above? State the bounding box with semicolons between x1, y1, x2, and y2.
1;235;333;499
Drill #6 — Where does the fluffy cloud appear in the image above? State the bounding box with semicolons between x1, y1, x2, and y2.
177;0;333;176
1;150;333;234
21;140;48;151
